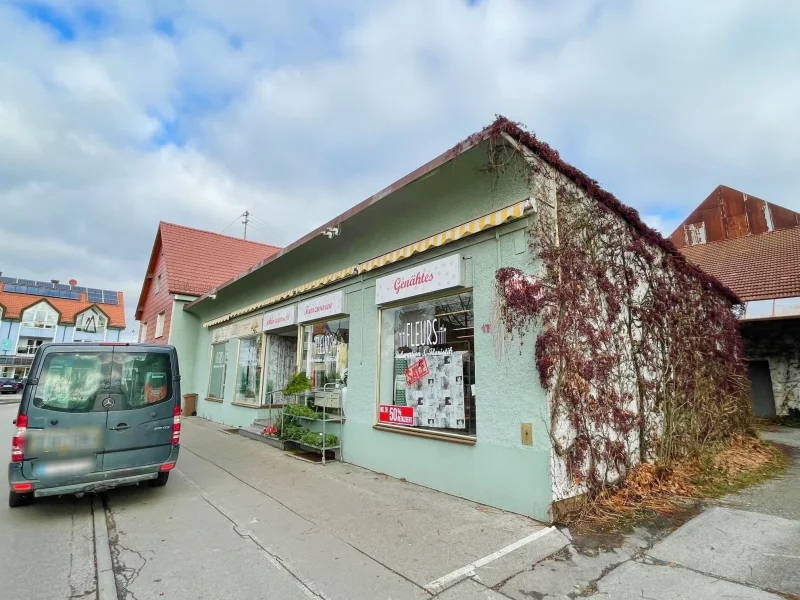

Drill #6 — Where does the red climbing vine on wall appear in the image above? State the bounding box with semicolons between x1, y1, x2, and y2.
486;118;751;498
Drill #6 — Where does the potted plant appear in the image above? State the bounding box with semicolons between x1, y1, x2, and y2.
283;372;312;396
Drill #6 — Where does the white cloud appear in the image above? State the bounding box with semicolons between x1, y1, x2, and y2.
1;0;798;330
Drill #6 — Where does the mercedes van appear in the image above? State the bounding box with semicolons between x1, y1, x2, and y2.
8;343;181;507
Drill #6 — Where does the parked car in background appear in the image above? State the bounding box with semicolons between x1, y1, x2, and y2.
0;379;22;394
8;342;182;507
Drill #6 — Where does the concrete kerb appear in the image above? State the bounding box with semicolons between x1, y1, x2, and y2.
92;494;118;600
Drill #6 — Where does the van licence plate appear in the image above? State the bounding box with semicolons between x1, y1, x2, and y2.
33;457;95;479
27;427;103;456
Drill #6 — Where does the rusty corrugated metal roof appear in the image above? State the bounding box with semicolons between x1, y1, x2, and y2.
669;185;800;249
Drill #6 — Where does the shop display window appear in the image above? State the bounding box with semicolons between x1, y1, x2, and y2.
301;318;349;391
379;292;476;436
234;336;263;404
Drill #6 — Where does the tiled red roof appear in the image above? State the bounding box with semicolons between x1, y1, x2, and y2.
157;222;280;297
0;288;126;328
680;227;800;302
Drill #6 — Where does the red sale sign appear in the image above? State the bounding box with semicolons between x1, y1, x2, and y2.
405;357;430;386
379;405;415;426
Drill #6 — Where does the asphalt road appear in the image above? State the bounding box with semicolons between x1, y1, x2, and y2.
0;391;22;404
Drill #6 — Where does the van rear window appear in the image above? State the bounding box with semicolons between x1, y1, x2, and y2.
34;351;173;412
116;352;173;409
35;353;108;413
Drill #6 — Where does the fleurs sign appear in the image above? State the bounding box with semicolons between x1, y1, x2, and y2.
211;315;261;343
379;404;415;426
404;357;430;386
375;254;464;304
262;306;296;332
298;290;345;322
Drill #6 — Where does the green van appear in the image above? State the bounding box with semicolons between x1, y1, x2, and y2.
8;343;181;507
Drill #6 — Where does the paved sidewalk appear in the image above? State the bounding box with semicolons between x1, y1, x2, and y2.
176;419;799;599
497;426;800;599
179;417;568;597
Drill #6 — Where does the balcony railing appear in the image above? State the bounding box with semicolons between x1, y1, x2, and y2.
0;355;34;366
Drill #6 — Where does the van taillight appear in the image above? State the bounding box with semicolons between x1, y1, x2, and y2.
11;413;28;463
172;404;181;444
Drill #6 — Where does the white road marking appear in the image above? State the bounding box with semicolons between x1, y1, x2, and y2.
424;526;558;594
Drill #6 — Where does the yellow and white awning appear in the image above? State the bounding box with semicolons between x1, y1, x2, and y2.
204;199;531;327
358;200;529;273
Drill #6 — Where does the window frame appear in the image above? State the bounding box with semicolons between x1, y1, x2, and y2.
233;334;265;406
20;302;59;330
155;312;165;338
374;288;477;444
206;342;228;401
73;307;108;342
140;322;148;342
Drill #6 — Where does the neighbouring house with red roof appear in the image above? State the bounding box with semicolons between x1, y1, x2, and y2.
671;185;800;416
135;222;281;348
0;276;125;379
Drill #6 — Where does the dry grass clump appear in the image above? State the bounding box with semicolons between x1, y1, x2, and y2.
562;435;788;529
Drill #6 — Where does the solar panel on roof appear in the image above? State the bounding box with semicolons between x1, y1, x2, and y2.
0;277;16;284
103;296;119;305
71;286;86;293
5;284;20;293
35;281;53;288
26;286;39;294
55;284;71;291
17;279;35;286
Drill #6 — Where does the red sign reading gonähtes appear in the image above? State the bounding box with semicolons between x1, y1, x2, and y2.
404;357;430;386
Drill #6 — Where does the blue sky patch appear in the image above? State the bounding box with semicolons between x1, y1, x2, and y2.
16;2;75;40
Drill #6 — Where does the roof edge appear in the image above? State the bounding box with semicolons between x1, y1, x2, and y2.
135;225;164;321
186;115;740;311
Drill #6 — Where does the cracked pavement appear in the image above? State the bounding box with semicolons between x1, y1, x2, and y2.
3;403;798;600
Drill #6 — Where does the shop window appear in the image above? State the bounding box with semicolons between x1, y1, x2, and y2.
21;301;58;329
264;333;298;404
207;343;227;399
379;292;476;436
301;318;349;391
234;335;263;404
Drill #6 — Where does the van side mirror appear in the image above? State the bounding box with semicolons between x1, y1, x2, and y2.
12;419;16;425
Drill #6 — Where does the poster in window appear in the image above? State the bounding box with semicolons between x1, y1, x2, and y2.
409;352;465;429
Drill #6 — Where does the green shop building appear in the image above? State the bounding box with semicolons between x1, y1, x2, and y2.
171;117;739;522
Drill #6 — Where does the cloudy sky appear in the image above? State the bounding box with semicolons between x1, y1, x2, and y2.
1;0;798;335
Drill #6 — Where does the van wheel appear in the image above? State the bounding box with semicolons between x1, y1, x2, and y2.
149;472;170;487
9;491;34;508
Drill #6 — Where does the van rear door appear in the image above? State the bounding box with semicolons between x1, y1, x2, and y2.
22;348;112;482
101;347;177;471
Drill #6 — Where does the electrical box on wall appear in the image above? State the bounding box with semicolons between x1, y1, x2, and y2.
520;423;533;446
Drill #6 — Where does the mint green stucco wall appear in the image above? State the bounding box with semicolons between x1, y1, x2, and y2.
168;299;201;403
181;144;555;520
